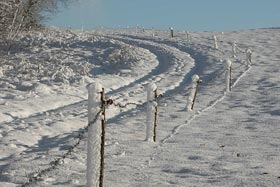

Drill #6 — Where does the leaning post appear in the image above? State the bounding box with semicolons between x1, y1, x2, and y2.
186;75;202;111
225;60;232;92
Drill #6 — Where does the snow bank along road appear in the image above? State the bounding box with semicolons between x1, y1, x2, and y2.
0;28;279;187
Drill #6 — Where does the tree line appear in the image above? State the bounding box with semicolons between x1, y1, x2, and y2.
0;0;74;41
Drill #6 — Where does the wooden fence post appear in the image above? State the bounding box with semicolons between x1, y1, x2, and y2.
87;82;102;187
232;42;237;58
186;75;202;111
191;79;202;110
153;89;158;142
246;48;252;64
170;27;174;38
146;83;157;142
99;88;106;187
213;35;218;49
186;31;191;43
225;60;232;92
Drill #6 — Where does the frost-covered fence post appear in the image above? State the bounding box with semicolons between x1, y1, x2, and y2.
225;60;232;92
135;25;138;34
232;42;237;58
146;83;157;142
0;67;3;78
99;88;106;187
170;27;174;38
213;35;218;49
59;38;62;47
87;82;103;187
152;27;155;37
153;88;158;142
186;31;191;43
246;48;252;64
186;74;202;111
186;75;202;111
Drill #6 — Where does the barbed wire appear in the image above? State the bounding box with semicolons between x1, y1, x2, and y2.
236;46;246;53
108;70;226;107
233;63;245;70
108;62;247;108
21;110;102;187
200;69;227;87
153;86;191;99
20;34;250;186
108;69;229;107
113;102;141;109
196;36;248;55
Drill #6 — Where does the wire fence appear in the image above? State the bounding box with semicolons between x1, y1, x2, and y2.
21;110;102;187
20;33;251;186
20;67;233;186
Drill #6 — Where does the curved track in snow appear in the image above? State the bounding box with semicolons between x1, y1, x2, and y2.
1;30;254;187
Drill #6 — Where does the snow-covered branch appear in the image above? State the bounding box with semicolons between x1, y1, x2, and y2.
0;0;75;43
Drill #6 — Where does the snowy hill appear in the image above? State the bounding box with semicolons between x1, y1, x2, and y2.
0;28;279;187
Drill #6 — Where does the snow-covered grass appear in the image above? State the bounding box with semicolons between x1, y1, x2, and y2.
0;27;279;187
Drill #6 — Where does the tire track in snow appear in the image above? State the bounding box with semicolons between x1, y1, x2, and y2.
19;33;197;186
108;35;197;98
3;32;196;185
1;34;187;130
116;34;231;96
6;31;252;185
0;38;160;130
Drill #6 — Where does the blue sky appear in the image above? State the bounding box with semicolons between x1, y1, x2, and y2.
46;0;280;31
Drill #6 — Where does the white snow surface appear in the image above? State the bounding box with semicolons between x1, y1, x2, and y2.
0;28;279;187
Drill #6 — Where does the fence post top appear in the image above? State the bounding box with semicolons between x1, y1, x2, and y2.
246;48;252;53
86;82;103;92
192;74;200;82
146;82;157;92
224;59;232;67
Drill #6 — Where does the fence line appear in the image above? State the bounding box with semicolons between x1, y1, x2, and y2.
107;60;242;110
20;34;250;187
21;70;247;186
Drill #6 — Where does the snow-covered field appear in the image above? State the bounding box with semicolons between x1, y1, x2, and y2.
0;27;279;187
